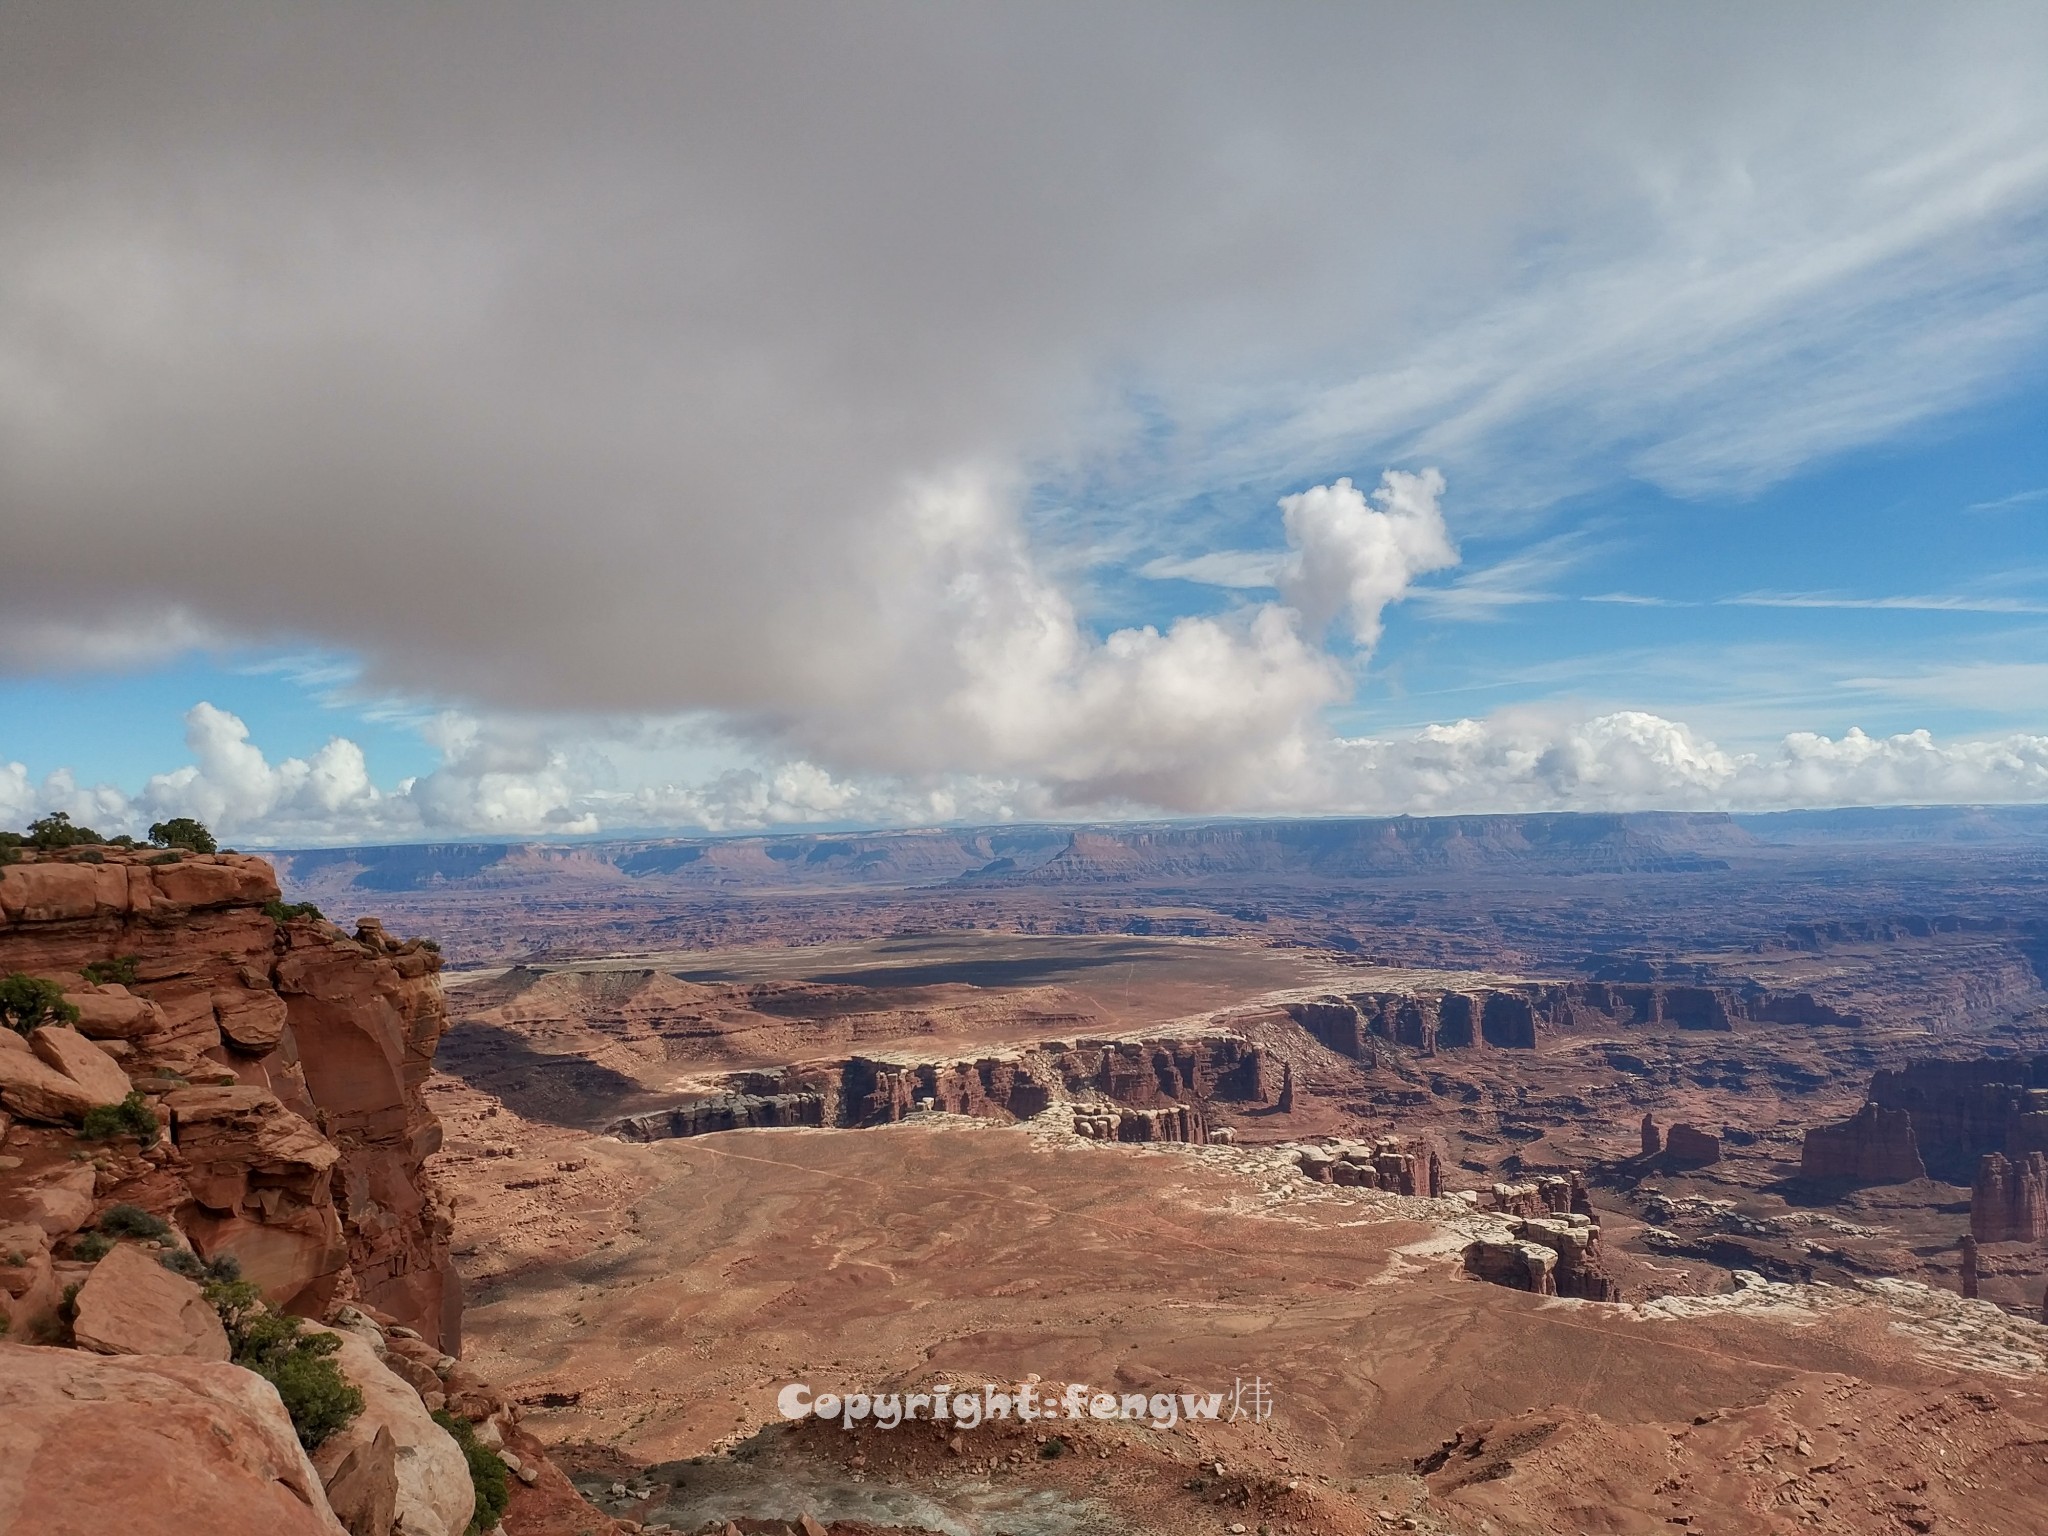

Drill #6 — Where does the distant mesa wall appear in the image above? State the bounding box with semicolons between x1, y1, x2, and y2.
1866;1056;2048;1179
1972;1151;2048;1244
606;1033;1270;1143
1800;1103;1928;1184
1284;979;1841;1058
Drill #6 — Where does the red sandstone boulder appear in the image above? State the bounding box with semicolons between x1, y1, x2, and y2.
30;1023;134;1107
214;985;291;1053
0;1221;58;1334
0;1340;347;1534
70;1242;231;1361
148;854;280;909
308;1326;476;1536
0;1029;111;1123
65;985;165;1041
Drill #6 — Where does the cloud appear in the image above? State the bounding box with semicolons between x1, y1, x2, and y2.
9;699;2048;848
1965;487;2048;512
3;2;2047;810
1722;592;2048;613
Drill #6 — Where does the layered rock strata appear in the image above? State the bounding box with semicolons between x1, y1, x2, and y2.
609;1032;1269;1142
1285;980;1856;1058
1800;1103;1928;1184
0;849;457;1345
1297;1137;1443;1197
0;848;616;1534
1971;1150;2048;1244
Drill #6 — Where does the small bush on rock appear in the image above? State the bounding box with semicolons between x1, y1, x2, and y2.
0;973;79;1036
262;898;324;924
81;956;140;986
161;1248;241;1283
98;1203;172;1242
434;1408;511;1533
206;1279;363;1451
71;1231;114;1262
79;1092;160;1144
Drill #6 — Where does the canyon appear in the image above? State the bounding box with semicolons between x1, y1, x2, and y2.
10;807;2048;1534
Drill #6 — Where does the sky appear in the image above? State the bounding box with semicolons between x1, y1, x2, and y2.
3;2;2048;846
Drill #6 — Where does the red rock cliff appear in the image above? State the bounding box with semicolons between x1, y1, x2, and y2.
0;848;458;1348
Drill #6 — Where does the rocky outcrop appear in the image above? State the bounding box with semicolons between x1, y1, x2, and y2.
609;1031;1268;1143
70;1242;230;1360
1664;1123;1721;1167
311;1326;474;1536
1461;1172;1616;1300
1073;1103;1204;1142
169;1083;348;1314
1297;1138;1442;1196
1640;1113;1662;1157
0;848;618;1536
611;1090;826;1141
1462;1237;1557;1294
0;1340;348;1536
1866;1056;2048;1179
0;849;458;1346
1800;1104;1927;1184
1971;1151;2048;1244
1288;979;1787;1058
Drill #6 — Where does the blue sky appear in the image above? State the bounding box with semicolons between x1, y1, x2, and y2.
3;6;2048;843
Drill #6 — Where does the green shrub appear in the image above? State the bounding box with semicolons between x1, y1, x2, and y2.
160;1248;242;1283
81;957;140;986
0;974;79;1036
25;812;105;849
79;1092;160;1144
434;1408;511;1534
98;1203;172;1242
206;1279;363;1451
71;1231;114;1262
148;817;218;854
262;899;324;924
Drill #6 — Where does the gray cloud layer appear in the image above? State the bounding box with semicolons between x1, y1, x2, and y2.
4;4;2048;820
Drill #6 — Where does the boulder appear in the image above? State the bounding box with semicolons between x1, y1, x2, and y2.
30;1023;135;1106
320;1424;401;1536
13;1163;97;1238
66;986;165;1041
0;1339;347;1535
0;861;106;922
309;1327;476;1536
0;1029;111;1123
149;855;280;909
0;1222;58;1334
70;1242;231;1361
215;986;291;1054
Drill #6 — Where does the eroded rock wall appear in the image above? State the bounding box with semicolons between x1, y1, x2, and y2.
0;848;457;1346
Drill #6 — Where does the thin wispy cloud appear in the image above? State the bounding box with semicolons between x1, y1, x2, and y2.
1723;592;2048;614
1966;486;2048;511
